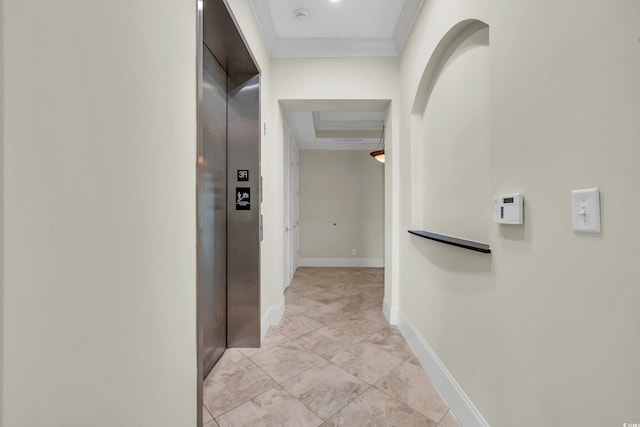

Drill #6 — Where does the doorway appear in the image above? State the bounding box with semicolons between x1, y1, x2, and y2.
281;100;387;284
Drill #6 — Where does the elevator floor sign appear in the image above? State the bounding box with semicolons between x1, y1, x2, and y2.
237;170;249;181
236;187;250;210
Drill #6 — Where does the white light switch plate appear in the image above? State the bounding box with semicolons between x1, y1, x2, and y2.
571;188;601;234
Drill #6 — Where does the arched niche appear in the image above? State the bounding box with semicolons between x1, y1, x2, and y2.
410;19;491;244
412;19;490;115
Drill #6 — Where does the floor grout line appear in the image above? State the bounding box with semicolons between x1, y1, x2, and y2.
322;383;376;422
202;402;215;424
278;381;328;423
213;382;282;424
211;359;281;421
279;297;393;422
436;409;451;425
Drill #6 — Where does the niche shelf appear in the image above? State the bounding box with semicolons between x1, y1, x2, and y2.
408;230;491;254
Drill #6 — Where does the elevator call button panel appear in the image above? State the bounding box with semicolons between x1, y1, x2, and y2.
493;193;523;225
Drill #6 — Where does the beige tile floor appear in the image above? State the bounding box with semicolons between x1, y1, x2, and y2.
203;267;460;427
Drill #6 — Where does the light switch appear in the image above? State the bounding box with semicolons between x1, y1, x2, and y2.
571;188;601;234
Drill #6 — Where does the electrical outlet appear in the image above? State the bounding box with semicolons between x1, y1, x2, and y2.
351;249;357;256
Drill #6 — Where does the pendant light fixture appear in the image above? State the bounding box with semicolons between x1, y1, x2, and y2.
369;124;385;163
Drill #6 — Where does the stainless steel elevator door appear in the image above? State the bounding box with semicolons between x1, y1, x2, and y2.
200;46;227;376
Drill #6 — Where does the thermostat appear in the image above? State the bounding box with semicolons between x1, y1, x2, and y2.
493;193;523;224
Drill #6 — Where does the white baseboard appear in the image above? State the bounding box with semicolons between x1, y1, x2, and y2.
382;298;399;325
298;257;384;268
261;297;285;341
397;310;490;427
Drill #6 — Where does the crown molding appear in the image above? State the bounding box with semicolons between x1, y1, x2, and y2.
248;0;277;56
248;0;424;58
393;0;425;53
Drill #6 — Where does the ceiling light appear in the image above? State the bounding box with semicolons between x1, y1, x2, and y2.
294;8;310;21
370;150;385;163
370;125;385;163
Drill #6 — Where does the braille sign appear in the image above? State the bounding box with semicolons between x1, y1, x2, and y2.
236;187;250;210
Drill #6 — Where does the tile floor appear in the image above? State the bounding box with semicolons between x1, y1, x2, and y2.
203;267;460;427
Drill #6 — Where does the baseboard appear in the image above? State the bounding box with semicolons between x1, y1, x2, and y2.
261;297;285;341
397;310;490;427
298;257;384;268
382;298;399;325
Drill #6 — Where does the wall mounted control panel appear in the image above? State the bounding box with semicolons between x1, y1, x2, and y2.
493;193;524;224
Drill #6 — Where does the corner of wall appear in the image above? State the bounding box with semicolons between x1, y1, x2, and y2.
382;297;398;324
261;297;284;341
0;0;5;422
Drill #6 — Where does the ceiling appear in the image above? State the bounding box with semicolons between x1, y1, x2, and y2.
249;2;414;151
282;100;388;151
248;0;425;58
289;111;385;150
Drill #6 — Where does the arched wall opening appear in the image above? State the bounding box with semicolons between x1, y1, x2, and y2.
410;20;491;244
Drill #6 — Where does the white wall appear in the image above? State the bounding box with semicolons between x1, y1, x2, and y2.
2;1;197;426
398;1;640;426
0;0;4;420
299;150;384;265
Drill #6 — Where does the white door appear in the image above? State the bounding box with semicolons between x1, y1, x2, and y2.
283;121;300;291
291;143;300;274
283;126;292;291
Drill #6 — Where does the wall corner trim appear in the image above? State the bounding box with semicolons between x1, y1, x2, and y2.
261;297;285;341
397;310;491;427
383;298;399;325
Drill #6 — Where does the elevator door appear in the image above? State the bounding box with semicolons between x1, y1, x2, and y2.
200;46;227;376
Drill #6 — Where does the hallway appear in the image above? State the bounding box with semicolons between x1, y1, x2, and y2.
202;268;459;426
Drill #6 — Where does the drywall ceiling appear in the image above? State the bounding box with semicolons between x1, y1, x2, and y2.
249;3;407;150
282;101;388;150
249;0;424;57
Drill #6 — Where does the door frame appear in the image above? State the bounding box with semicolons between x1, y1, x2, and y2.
282;116;300;291
283;124;292;291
